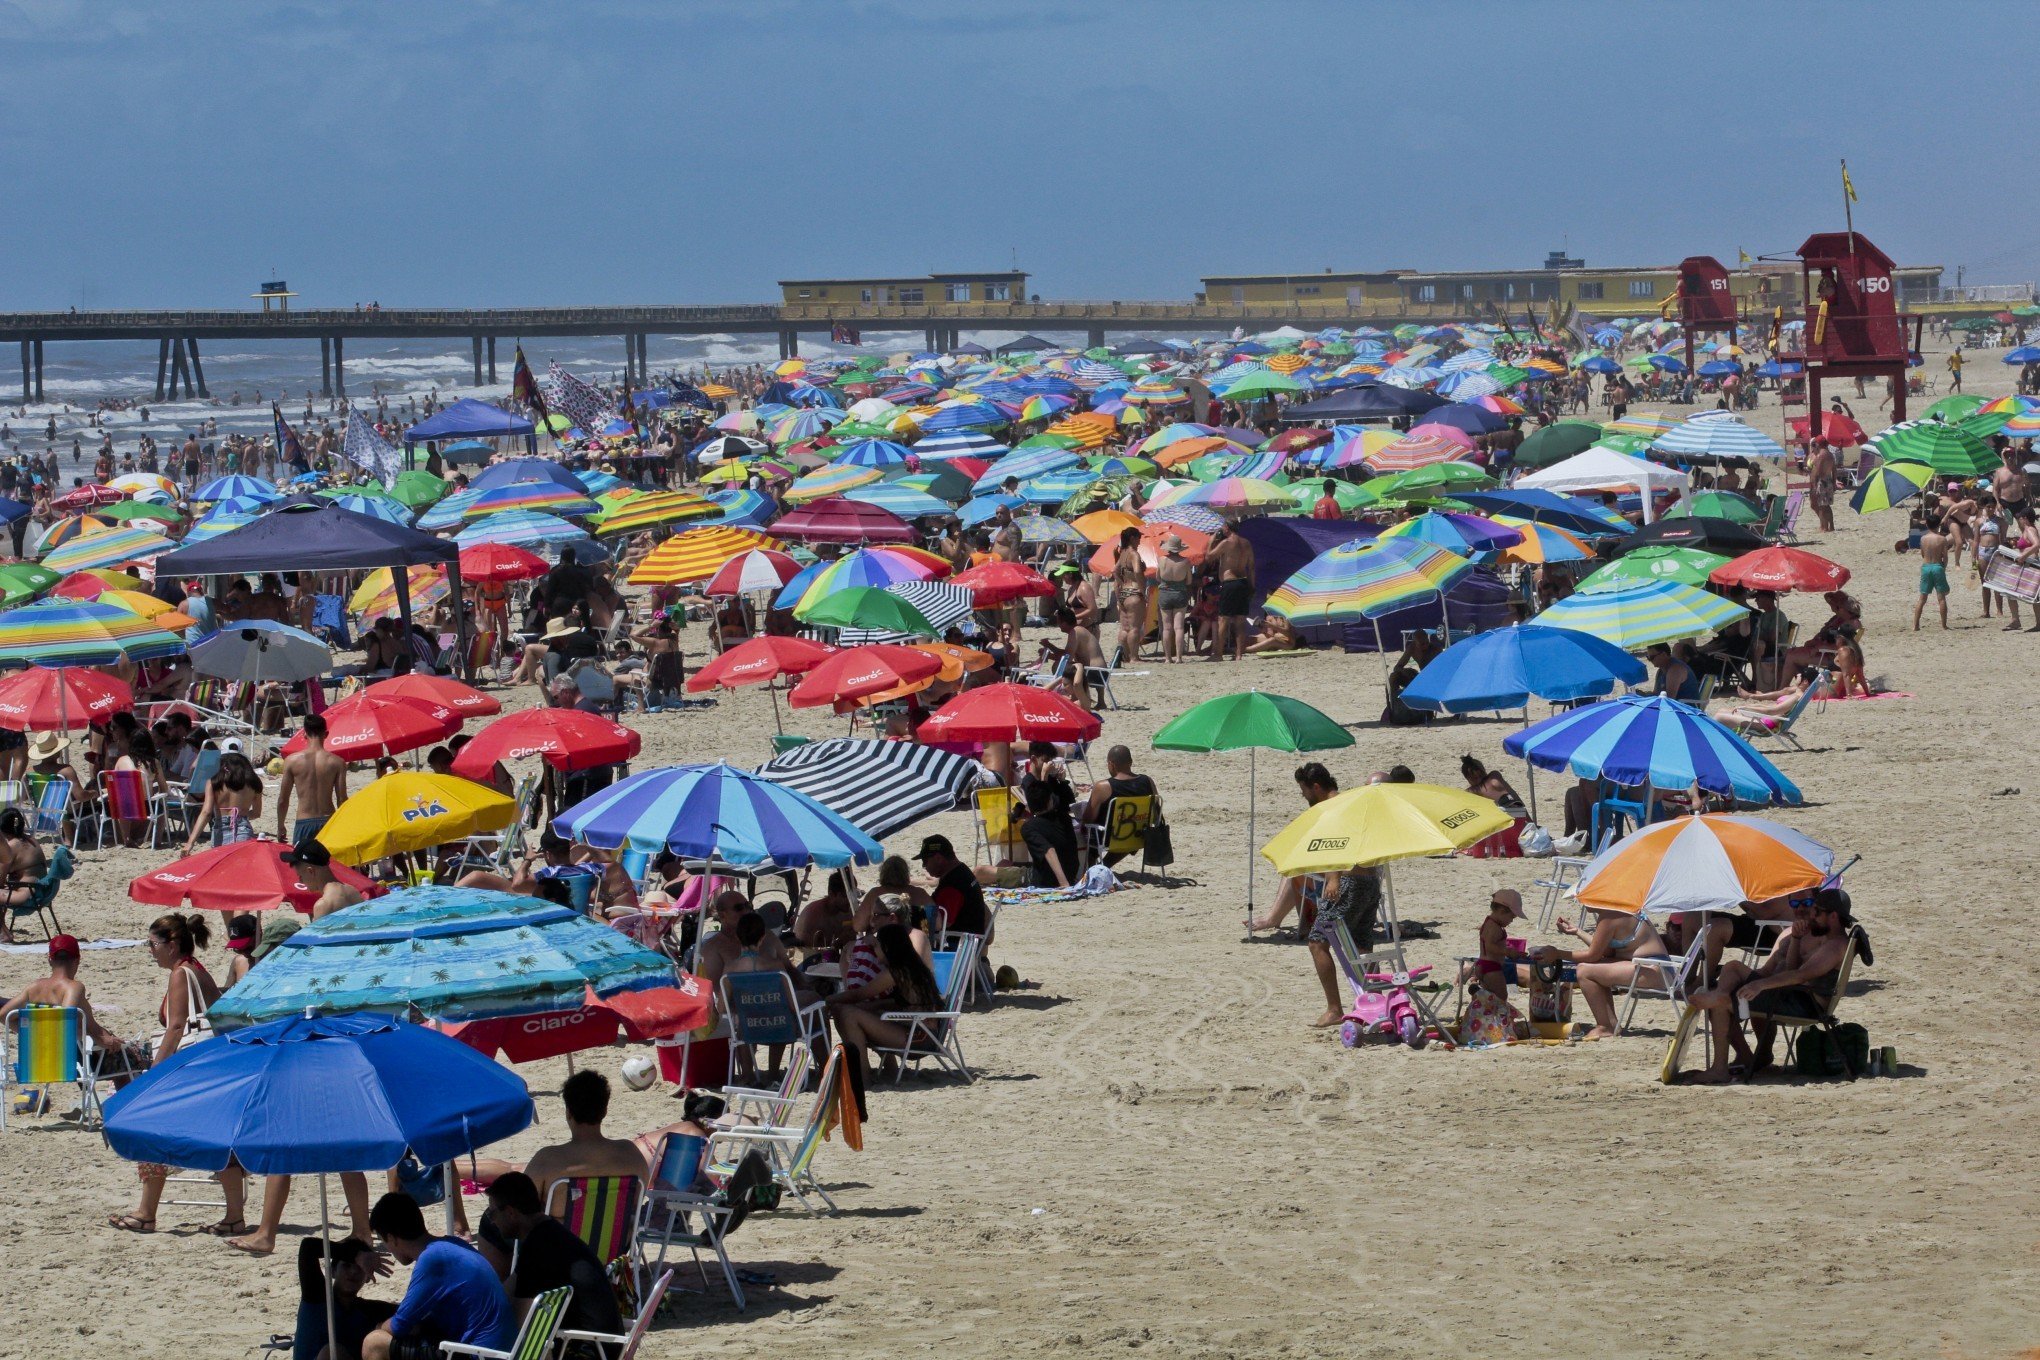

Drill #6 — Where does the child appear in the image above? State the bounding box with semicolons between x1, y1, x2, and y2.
1475;889;1523;1001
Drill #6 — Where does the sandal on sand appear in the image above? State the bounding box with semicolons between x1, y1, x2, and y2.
108;1214;155;1233
202;1220;251;1237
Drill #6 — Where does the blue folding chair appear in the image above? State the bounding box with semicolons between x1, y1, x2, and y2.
717;970;824;1085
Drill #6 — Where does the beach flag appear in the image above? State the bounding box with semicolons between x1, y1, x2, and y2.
511;343;548;421
1842;161;1858;203
342;411;405;486
1738;248;1752;265
546;361;617;438
272;404;307;468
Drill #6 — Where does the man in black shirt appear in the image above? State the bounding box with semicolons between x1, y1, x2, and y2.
542;547;593;626
915;834;987;935
478;1172;624;1338
1019;781;1080;888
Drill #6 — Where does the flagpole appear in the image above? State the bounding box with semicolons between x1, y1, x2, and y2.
1841;159;1856;259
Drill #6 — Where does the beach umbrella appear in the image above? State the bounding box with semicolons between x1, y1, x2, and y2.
1850;460;1934;514
627;525;776;585
361;673;500;717
1653;415;1786;461
588;490;718;537
770;496;916;544
831;439;914;469
1380;510;1525;557
0;562;59;606
1502;694;1800;805
702;488;774;526
951;559;1054;606
0;597;184;667
128;838;381;914
183;511;258;544
787;463;884;505
449;707;640;780
686;633;837;731
1572;813;1836;916
276;690;462;761
1708;545;1850;594
1014;513;1089;546
1152;692;1353;928
1920;395;1985;422
556;762;883;867
49;485;125;512
796;585;939;637
316;772;516;865
1264;537;1474;628
438;980;713;1064
347;565;449;626
1261;782;1511;877
788;644;944;712
1535;579;1747;649
1361;431;1475;474
456;542;549;584
1071;508;1143;544
192;475;280;504
783;545;949;610
40;525;178;574
754;737;984;840
704;547;802;596
1180;476;1293;512
188;620;332;684
1577;545;1731;592
453;510;591;550
1369;461;1497;500
415;487;486;529
328;494;412;526
1613;516;1766;557
389;470;449;509
917;682;1103;744
1670;490;1764;525
101;1010;536;1359
99;500;183;526
845;483;953;520
1865;421;1995;478
1401;623;1646;717
1492;517;1593;566
0;665;132;731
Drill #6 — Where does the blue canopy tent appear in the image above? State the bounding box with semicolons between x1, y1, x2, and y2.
403;398;538;462
1279;382;1449;425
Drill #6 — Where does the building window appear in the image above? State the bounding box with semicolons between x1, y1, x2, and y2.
1294;284;1321;296
898;287;924;304
1628;280;1655;298
945;283;971;302
1458;283;1475;300
985;282;1010;301
1531;280;1558;301
816;288;829;299
796;289;811;299
1503;282;1519;300
861;289;873;303
1578;281;1604;300
1416;284;1436;302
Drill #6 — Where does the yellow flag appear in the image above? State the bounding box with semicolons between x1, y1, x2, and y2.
1842;161;1858;203
1737;248;1752;265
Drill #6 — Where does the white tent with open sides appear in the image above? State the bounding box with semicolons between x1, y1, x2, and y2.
1515;447;1689;523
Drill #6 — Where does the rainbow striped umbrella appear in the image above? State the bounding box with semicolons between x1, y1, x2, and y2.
765;406;844;445
1224;450;1289;481
1179;476;1293;511
183;512;257;544
1363;431;1475;474
786;546;948;611
1264;537;1474;625
1122;378;1190;406
1019;394;1076;422
626;526;777;586
0;597;185;666
1316;428;1400;470
787;463;882;504
1380;511;1524;557
1534;579;1747;649
40;525;178;574
35;514;117;552
1603;412;1680;437
458;481;599;521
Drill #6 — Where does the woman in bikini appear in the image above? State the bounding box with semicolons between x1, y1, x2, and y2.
1534;909;1670;1039
1154;535;1194;663
1111;527;1148;665
181;750;264;857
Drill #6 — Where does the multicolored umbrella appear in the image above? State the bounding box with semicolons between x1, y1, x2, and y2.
1573;813;1836;916
349;565;451;623
192;475;281;503
830;438;914;469
785;545;948;611
0;597;185;666
1652;414;1787;461
627;526;776;585
1535;579;1747;649
1179;476;1293;511
40;525;178;574
1502;694;1800;804
1850;459;1934;514
458;480;600;520
555;762;883;867
1380;510;1525;557
589;490;718;536
1264;537;1474;625
1364;431;1474;474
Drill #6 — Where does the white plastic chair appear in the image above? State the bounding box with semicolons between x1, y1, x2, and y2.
869;933;980;1083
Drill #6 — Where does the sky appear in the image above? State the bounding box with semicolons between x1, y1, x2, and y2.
4;0;2038;311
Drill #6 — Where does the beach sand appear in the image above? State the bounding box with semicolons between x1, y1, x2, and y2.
4;356;2038;1360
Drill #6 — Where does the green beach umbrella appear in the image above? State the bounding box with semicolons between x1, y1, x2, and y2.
1850;460;1934;514
1955;410;2012;441
100;500;183;524
1015;433;1081;452
1287;480;1382;514
1516;420;1603;469
316;483;399;503
1373;461;1496;500
390;470;449;510
1868;422;1996;478
0;562;60;606
1592;434;1656;457
1577;545;1731;592
794;585;938;636
1921;394;1985;422
1152;691;1355;930
1220;371;1306;401
1670;490;1764;525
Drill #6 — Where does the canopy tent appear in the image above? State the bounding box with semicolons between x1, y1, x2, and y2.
1278;383;1449;425
995;334;1059;354
1515;447;1688;523
156;503;467;670
403;398;537;449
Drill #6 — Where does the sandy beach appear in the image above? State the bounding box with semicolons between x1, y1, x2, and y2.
3;360;2038;1360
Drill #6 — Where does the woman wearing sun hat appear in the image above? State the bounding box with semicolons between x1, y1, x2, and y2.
1155;535;1194;663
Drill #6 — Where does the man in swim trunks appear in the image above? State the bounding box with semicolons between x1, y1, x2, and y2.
1911;525;1950;631
1209;525;1255;663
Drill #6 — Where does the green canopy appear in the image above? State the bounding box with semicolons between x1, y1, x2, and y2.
1577;545;1731;592
1516;420;1604;469
794;585;937;636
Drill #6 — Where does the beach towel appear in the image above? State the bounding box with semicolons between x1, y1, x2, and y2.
0;938;142;956
1823;690;1915;702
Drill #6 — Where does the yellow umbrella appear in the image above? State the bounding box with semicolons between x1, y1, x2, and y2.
626;525;776;586
317;772;515;865
1071;509;1143;544
697;463;753;485
592;490;719;536
97;589;199;631
1260;782;1511;876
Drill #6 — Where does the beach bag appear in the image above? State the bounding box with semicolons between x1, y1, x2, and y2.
1142;819;1175;867
1795;1021;1869;1080
1519;822;1555;858
395;1154;448;1206
1461;988;1519;1048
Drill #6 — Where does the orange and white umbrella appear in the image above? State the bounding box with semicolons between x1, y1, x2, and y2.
1573;813;1835;916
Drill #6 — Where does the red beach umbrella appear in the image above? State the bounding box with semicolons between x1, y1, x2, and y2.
916;681;1102;743
950;559;1055;606
362;674;502;717
768;495;916;544
1707;545;1851;594
0;666;133;731
438;978;713;1063
278;690;462;760
686;635;838;693
127;837;381;913
788;644;943;709
456;542;550;584
450;707;640;780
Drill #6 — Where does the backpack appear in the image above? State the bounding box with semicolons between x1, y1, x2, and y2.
1795;1021;1870;1080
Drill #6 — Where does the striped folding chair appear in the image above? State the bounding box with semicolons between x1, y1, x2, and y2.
3;1005;102;1130
99;769;152;846
31;778;70;843
547;1175;646;1298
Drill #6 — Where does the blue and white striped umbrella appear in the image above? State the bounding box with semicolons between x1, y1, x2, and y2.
831;438;915;469
1441;350;1497;373
1142;504;1226;536
1501;694;1800;804
844;483;954;519
206;494;273;516
1019;467;1100;504
330;494;415;525
915;430;1009;461
1651;413;1787;461
554;762;883;868
1224;450;1289;481
971;445;1080;494
918;403;1008;432
1439;372;1502;400
577;470;627;496
704;489;772;526
1070;359;1127;388
192;475;280;504
454;511;592;549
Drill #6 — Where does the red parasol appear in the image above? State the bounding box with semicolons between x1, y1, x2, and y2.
278;690;462;760
438;977;712;1063
450;707;640;780
686;634;837;693
361;674;503;717
951;559;1055;606
788;643;943;710
916;681;1102;743
1266;427;1331;454
1707;546;1851;594
127;837;381;913
767;495;916;544
51;485;126;512
456;542;550;584
0;666;132;731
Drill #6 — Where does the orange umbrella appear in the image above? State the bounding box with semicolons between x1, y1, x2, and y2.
909;641;994;682
1071;509;1142;544
1087;522;1211;577
1149;436;1236;470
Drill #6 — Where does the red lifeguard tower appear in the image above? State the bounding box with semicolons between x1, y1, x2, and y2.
1788;231;1918;424
1676;255;1742;373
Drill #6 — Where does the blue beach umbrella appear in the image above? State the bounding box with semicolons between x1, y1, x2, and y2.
1451;489;1633;538
971;445;1079;494
831;438;915;469
844;483;953;519
329;494;414;525
453;510;592;549
704;489;772;526
206;886;677;1029
554;762;884;867
1400;623;1648;715
192;475;281;504
957;493;1026;527
1579;355;1622;375
1502;694;1801;805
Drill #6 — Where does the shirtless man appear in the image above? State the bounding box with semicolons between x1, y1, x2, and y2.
520;1070;652;1200
1043;605;1106;712
694;890;799;992
1209;525;1255;662
1806;440;1837;533
1685;887;1861;1083
0;935;120;1053
1910;524;1951;630
276;839;362;919
275;713;348;844
1991;447;2030;526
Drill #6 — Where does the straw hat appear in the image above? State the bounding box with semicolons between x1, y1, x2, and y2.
541;616;581;641
27;732;68;762
1161;534;1186;553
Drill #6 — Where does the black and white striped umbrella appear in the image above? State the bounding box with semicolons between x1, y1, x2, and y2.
836;580;975;645
755;737;986;840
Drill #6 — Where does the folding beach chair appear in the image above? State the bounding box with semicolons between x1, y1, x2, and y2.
970;785;1025;866
708;1040;814;1132
546;1174;646;1299
1085;793;1158;871
29;779;70;847
557;1269;672;1360
2;1005;102;1130
704;1044;845;1212
718;970;825;1086
870;933;981;1083
8;843;73;941
636;1150;773;1311
1617;928;1712;1035
439;1285;570;1360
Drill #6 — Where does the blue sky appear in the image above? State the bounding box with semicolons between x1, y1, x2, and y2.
2;0;2034;310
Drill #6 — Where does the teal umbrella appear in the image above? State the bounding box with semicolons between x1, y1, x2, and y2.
1153;691;1354;932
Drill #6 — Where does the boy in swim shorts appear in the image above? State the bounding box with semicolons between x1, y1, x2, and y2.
1911;525;1950;631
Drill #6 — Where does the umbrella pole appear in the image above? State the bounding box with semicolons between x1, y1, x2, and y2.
1244;747;1257;934
320;1174;339;1360
771;683;783;735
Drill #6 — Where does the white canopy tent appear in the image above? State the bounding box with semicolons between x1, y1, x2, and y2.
1515;447;1689;523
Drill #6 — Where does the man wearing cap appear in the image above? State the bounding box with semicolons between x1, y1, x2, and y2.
1310;479;1345;521
181;581;217;639
281;839;362;920
1684;887;1863;1084
275;713;348;846
915;834;988;938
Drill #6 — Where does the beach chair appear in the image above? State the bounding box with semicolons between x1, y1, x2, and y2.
1740;925;1871;1070
1617;928;1712;1035
1530;826;1613;932
2;1005;102;1130
1728;670;1828;751
0;780;30;819
704;1044;844;1213
87;769;152;849
1085;793;1158;872
769;733;812;757
1328;916;1455;1050
708;1042;814;1132
8;843;73;940
556;1269;672;1360
970;785;1025;866
28;779;70;847
1774;489;1806;544
870;933;981;1083
438;1284;570;1360
718;970;825;1086
546;1174;646;1299
636;1149;773;1311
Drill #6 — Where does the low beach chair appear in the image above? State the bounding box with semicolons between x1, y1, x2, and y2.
704;1044;844;1213
1726;669;1828;751
8;843;74;941
557;1269;672;1360
719;970;825;1087
1617;929;1712;1035
439;1284;570;1360
1740;925;1871;1070
871;933;981;1083
710;1041;814;1132
2;1004;102;1130
636;1150;773;1311
28;780;70;847
546;1174;646;1299
970;785;1025;866
1086;792;1158;872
